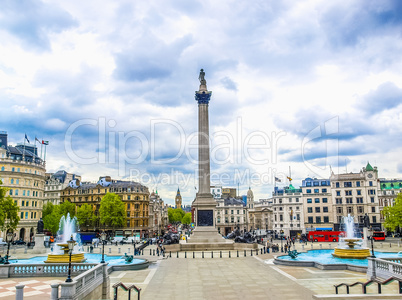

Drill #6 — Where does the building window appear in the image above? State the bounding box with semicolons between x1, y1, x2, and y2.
368;189;375;195
307;198;312;203
314;189;319;193
315;198;320;203
357;206;363;214
357;190;361;195
296;198;299;202
369;181;373;186
15;189;18;196
306;189;311;193
322;198;328;203
25;212;28;219
322;188;327;193
346;198;353;204
307;207;313;213
9;189;12;195
20;212;23;219
279;215;283;221
22;200;25;206
336;198;342;204
356;197;363;203
323;207;328;213
372;216;377;223
356;181;360;187
336;191;341;196
324;216;329;223
315;207;320;213
371;207;375;213
336;182;339;188
344;182;352;187
11;179;14;184
347;207;353;214
371;197;375;203
316;217;321;223
308;217;313;223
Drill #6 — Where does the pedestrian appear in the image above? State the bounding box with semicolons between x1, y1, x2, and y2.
156;247;159;256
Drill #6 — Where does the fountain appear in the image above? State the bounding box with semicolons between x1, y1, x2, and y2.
45;213;86;263
332;214;370;259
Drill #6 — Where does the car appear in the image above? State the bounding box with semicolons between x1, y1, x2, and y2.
12;239;26;245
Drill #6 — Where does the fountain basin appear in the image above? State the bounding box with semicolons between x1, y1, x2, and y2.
332;247;371;259
45;253;86;263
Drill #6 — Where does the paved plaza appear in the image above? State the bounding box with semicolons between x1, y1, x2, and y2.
1;241;402;299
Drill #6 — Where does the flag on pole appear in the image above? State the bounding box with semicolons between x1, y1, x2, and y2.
42;140;49;145
287;176;292;181
35;137;41;143
275;177;281;182
25;134;30;143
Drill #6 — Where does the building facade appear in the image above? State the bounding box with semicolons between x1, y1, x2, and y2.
301;178;333;233
44;170;81;205
175;188;182;208
377;179;402;231
272;185;304;238
0;133;46;243
215;197;247;236
149;191;168;237
330;163;381;231
60;177;150;238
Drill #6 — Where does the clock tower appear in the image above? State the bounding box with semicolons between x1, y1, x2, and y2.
175;188;182;209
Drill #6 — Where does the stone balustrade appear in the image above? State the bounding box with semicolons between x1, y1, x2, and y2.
367;257;402;281
0;263;97;278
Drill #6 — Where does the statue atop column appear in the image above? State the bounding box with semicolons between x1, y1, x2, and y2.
199;69;206;85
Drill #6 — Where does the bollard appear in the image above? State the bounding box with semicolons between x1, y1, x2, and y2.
220;251;222;258
142;250;144;255
302;245;304;251
237;250;239;257
229;251;231;258
390;243;392;248
185;251;187;258
109;248;111;254
13;246;16;254
118;248;121;254
267;247;270;254
170;251;172;257
329;244;331;249
15;284;25;300
128;248;131;254
256;248;258;255
381;243;383;248
193;252;195;259
202;251;204;258
264;248;266;254
251;249;253;256
50;284;59;300
399;242;400;247
177;251;179;258
261;248;263;254
311;244;313;249
211;251;213;258
320;244;322;249
24;247;27;254
150;249;152;255
244;250;246;257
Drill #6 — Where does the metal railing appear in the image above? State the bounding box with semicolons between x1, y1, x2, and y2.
0;263;97;278
368;257;402;281
113;282;141;300
334;277;402;294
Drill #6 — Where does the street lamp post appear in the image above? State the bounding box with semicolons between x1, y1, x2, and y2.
66;235;75;283
280;230;284;252
4;232;14;265
100;231;107;264
370;235;376;258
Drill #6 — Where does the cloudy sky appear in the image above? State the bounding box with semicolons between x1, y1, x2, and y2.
1;0;402;205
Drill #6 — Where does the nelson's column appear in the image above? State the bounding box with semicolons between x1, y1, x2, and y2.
186;69;234;249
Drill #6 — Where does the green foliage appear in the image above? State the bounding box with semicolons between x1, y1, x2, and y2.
182;212;192;225
42;202;61;235
59;201;76;219
76;203;95;229
99;193;126;229
0;180;20;232
383;192;402;231
168;207;186;224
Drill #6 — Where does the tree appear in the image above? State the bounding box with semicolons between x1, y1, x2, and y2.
182;212;192;225
76;203;95;230
59;201;76;219
168;207;185;224
383;192;402;232
42;202;61;235
99;193;126;231
0;180;20;233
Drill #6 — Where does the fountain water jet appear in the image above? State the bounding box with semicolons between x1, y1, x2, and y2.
332;214;370;259
45;213;86;263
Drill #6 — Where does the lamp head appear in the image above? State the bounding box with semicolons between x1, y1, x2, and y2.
6;232;13;243
67;234;75;250
101;231;107;241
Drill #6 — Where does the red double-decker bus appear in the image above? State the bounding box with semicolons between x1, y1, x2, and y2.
372;231;385;241
308;231;345;242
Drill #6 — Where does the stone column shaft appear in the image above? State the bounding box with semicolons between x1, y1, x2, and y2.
198;103;211;195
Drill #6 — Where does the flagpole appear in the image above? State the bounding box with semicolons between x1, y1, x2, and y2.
23;134;26;160
40;139;43;159
44;144;47;162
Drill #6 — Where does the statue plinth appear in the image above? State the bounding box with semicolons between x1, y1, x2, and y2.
32;234;47;254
